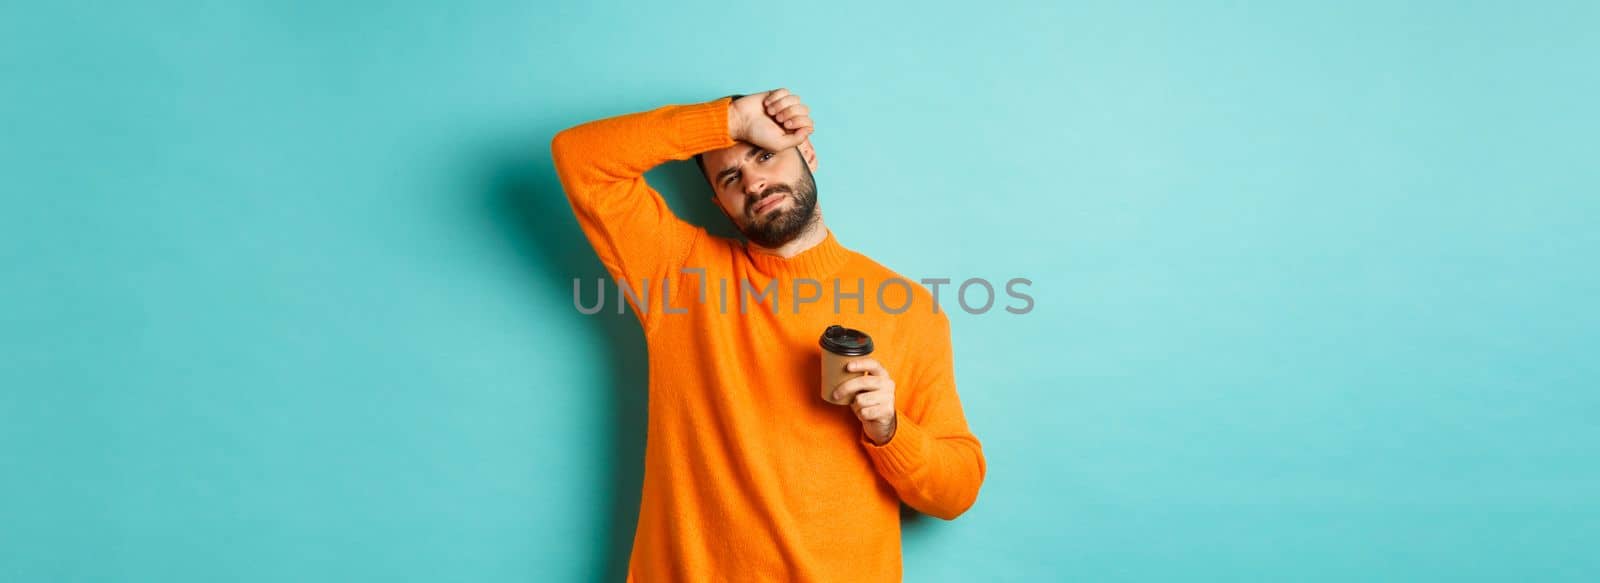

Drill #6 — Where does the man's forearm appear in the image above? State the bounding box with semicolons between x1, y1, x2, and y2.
550;97;735;202
548;98;735;314
861;413;986;520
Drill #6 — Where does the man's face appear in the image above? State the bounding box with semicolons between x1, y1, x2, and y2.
701;141;819;248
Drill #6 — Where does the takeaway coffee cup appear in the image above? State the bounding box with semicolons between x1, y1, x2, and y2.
819;324;874;405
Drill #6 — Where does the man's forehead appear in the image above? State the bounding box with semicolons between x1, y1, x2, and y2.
704;142;760;166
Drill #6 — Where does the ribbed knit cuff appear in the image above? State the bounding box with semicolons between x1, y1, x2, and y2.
859;412;930;477
671;96;736;157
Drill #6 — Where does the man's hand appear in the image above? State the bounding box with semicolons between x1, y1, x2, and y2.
830;358;898;445
729;88;814;152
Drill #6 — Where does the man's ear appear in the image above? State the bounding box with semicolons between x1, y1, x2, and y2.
709;195;739;227
709;192;731;218
797;138;819;172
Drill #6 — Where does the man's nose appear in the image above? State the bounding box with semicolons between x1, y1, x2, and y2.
742;174;767;197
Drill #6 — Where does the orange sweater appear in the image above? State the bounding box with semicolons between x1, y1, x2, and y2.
551;97;986;582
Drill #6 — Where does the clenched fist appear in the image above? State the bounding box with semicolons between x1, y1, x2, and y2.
729;88;814;153
829;358;898;445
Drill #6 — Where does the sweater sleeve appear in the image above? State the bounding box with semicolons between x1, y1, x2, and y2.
549;97;735;330
858;312;987;520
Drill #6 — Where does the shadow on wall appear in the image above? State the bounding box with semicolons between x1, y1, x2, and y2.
480;124;929;582
483;138;646;583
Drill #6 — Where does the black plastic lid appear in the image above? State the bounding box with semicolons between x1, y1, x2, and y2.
819;324;874;356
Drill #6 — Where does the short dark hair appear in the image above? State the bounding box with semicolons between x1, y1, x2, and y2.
694;93;745;183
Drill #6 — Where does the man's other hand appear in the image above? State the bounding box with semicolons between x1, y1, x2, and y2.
832;358;898;446
730;88;814;152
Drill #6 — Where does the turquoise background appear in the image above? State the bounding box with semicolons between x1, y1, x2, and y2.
4;1;1597;581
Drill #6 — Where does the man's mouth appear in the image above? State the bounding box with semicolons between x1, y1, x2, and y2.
750;192;788;217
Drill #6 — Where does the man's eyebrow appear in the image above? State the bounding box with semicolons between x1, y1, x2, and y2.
714;146;764;185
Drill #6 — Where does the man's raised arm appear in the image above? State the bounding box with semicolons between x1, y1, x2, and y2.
549;97;736;325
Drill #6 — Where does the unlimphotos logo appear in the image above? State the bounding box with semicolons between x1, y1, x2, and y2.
573;269;1034;316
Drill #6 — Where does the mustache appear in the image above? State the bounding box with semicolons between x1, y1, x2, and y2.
746;185;792;218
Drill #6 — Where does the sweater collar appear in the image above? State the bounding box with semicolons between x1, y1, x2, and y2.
745;227;851;278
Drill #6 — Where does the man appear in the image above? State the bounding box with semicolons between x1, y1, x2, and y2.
551;89;986;582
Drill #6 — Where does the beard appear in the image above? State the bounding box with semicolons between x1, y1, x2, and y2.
739;165;818;248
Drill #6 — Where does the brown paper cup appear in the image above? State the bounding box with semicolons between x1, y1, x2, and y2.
819;324;874;405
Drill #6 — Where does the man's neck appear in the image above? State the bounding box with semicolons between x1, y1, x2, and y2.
747;213;827;259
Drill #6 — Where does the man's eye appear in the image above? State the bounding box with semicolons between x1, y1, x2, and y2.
759;152;774;162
